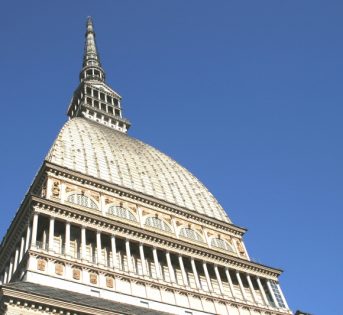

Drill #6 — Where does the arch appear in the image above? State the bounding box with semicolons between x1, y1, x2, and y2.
144;216;172;233
66;193;98;210
107;205;137;222
179;227;204;243
210;237;235;252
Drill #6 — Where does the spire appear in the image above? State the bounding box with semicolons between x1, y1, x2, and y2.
80;17;105;82
68;17;131;133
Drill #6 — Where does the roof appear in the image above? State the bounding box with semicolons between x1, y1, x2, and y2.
2;282;173;315
46;117;230;223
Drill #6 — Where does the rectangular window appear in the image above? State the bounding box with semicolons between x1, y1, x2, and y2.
86;87;92;95
107;96;112;103
100;93;105;101
115;109;120;116
101;103;106;111
86;97;92;105
113;98;118;106
94;100;99;109
108;107;113;114
93;90;99;98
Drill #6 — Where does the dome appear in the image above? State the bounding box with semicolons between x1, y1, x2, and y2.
46;118;230;223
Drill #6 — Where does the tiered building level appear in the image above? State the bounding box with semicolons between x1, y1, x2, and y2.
0;18;291;315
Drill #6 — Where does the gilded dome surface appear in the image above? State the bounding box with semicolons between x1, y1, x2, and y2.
46;118;230;223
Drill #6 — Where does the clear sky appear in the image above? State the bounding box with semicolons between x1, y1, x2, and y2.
0;1;342;314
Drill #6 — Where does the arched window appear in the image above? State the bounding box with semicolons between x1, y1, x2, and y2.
211;238;235;252
107;205;137;222
145;217;172;233
179;228;204;243
67;193;98;210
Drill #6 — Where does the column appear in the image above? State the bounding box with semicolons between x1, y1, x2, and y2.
139;243;148;276
3;267;8;284
111;235;117;269
31;213;39;246
190;258;201;289
166;252;176;283
171;218;179;238
236;272;248;301
25;224;31;251
225;268;235;298
152;247;161;279
203;230;210;246
125;239;133;272
13;248;19;273
247;275;258;304
267;280;278;307
137;207;144;228
214;265;224;295
96;231;102;264
19;236;25;262
203;262;213;292
8;258;13;281
100;194;106;216
277;282;289;309
48;217;55;251
256;277;269;306
81;226;86;259
178;255;188;286
65;222;70;256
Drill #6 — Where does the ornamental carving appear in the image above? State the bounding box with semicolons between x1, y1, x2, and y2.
55;263;64;276
66;186;74;193
72;268;81;280
236;240;246;256
52;181;60;198
90;273;98;284
105;197;113;204
106;276;114;288
37;259;46;271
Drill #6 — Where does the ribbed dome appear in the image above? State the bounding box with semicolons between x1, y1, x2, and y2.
46;118;230;223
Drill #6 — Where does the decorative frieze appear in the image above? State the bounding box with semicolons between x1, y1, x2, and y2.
37;259;46;271
72;268;81;280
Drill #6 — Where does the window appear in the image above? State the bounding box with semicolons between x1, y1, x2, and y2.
86;97;92;105
86;69;92;75
107;206;137;222
113;98;118;106
94;100;99;109
67;193;98;210
86;87;92;95
101;103;106;111
211;238;235;252
100;93;105;101
108;107;113;114
179;228;204;243
115;109;120;116
93;90;99;98
270;281;286;308
107;96;112;103
145;217;172;233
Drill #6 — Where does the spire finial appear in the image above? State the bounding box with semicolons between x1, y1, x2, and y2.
80;17;105;82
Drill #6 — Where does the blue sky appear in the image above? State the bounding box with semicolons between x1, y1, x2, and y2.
1;1;342;314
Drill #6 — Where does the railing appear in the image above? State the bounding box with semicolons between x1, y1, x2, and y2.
36;241;49;251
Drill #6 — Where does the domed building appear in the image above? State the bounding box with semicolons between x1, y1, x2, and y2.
0;18;291;315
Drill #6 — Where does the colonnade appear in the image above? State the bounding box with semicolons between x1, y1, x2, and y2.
0;212;289;311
